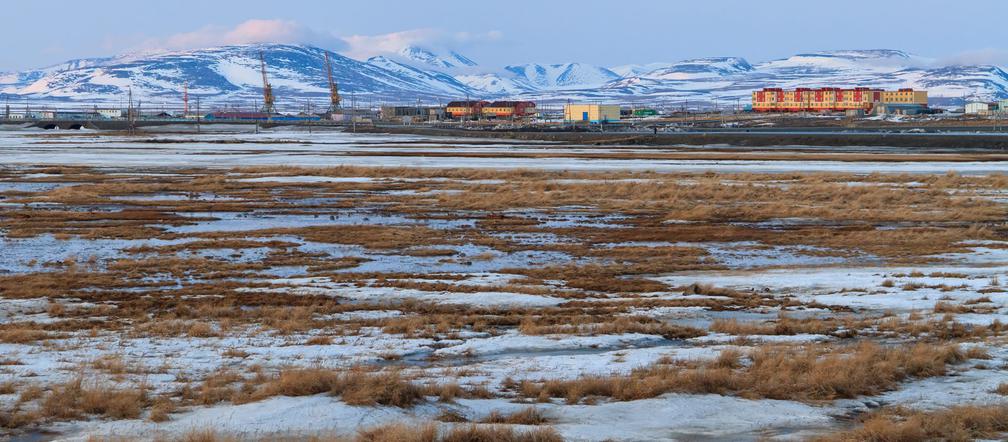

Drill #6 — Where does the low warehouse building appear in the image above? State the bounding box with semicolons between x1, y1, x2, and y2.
96;108;124;119
564;104;621;123
965;102;992;115
874;103;927;115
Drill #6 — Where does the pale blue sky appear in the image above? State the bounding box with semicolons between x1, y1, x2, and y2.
3;0;1006;70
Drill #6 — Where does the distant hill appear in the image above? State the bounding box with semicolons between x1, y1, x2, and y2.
1;45;1005;108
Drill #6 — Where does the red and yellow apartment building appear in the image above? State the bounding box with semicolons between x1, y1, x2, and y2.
446;100;489;118
751;87;928;112
481;101;537;119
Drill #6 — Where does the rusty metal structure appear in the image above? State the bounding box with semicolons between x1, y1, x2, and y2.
324;52;341;113
259;51;276;114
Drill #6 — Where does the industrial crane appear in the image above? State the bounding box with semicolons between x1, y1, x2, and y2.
259;51;276;114
324;51;341;114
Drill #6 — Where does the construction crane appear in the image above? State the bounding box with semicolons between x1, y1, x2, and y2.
324;51;341;114
259;51;276;114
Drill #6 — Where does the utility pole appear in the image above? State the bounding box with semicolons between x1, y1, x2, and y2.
196;96;201;134
127;87;135;135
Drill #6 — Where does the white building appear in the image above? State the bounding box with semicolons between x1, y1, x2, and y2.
96;108;124;119
965;102;992;115
28;110;56;119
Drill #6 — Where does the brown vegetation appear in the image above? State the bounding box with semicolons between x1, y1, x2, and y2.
245;368;424;408
815;405;1008;442
515;342;968;404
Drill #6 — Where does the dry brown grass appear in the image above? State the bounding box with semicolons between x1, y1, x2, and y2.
0;326;53;344
355;423;438;442
149;397;175;423
246;367;424;408
815;405;1008;442
516;342;967;404
0;382;16;395
440;425;563;442
479;408;551;425
518;316;704;340
709;315;840;336
995;383;1008;396
38;378;149;421
156;421;563;442
355;422;562;442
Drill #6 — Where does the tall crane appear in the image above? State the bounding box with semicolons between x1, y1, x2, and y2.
259;51;276;114
324;51;341;114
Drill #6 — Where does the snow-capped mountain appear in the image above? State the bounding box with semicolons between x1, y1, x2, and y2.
610;63;677;78
604;50;1008;105
398;46;478;70
364;55;474;95
453;73;530;95
0;44;479;107
504;63;621;90
2;46;1007;107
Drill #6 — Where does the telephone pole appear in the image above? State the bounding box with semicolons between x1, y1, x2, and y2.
196;96;201;134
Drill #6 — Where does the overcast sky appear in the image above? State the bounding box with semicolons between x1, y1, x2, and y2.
3;0;1007;71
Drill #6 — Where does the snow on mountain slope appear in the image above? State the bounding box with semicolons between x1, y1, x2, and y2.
913;65;1008;101
398;46;479;71
455;73;532;95
639;57;753;80
611;63;676;78
755;49;927;74
365;55;475;95
504;63;621;90
399;47;454;70
449;51;478;67
4;46;1008;105
0;57;116;92
597;50;1008;104
3;44;478;104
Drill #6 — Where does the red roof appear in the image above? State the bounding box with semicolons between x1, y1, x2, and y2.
487;101;536;107
446;100;489;107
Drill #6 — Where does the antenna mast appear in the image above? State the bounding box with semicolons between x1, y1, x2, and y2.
259;51;276;114
324;51;341;114
183;81;189;115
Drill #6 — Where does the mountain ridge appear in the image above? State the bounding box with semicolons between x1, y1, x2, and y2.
1;45;1005;107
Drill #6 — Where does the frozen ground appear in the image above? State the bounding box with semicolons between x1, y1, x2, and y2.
0;136;1007;441
0;131;1005;173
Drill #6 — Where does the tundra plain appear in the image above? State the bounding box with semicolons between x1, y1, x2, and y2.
1;131;1008;441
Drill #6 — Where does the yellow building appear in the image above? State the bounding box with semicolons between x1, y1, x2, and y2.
880;89;928;105
564;104;621;123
